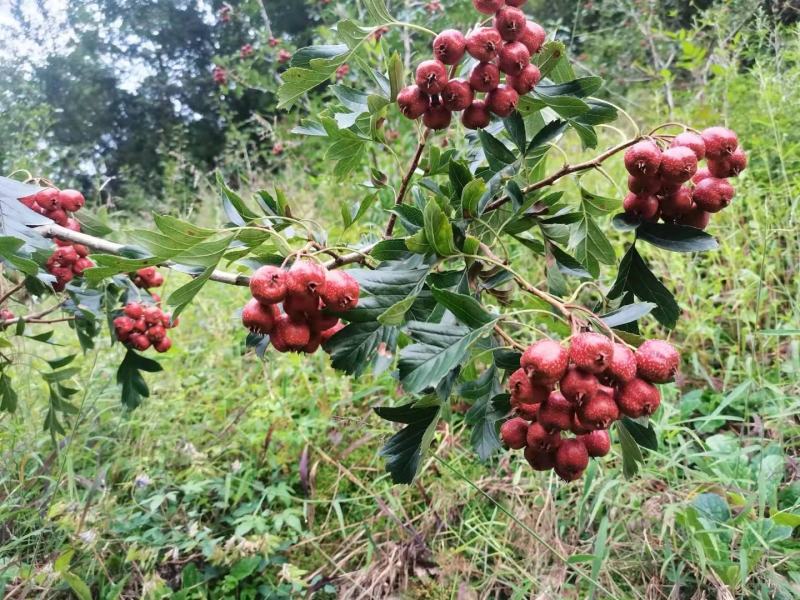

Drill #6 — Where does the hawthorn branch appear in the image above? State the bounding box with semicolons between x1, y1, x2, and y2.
0;281;25;305
384;128;431;238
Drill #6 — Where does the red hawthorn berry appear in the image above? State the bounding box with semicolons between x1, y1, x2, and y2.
498;41;531;75
286;261;326;299
692;167;712;185
268;37;280;47
627;175;661;196
0;309;14;321
461;101;491;130
283;293;318;321
659;146;698;183
554;439;589;482
623;193;659;220
671;132;706;160
659;186;693;219
35;188;61;211
441;79;473;111
277;49;292;64
635;339;679;383
320;270;359;311
524;446;556;471
508;367;535;402
570;413;592;435
250;265;287;304
129;333;151;351
701;126;738;160
519;21;546;55
147;324;167;342
432;29;466;65
559;366;599;405
570;332;613;374
471;0;504;14
65;218;81;232
124;303;144;319
212;66;227;85
72;257;94;275
521;340;569;385
269;324;289;352
678;206;710;229
692;177;734;213
143;305;163;325
303;330;322;354
154;337;172;353
525;421;562;452
132;317;147;332
335;64;349;80
494;6;527;42
465;27;502;62
48;209;69;226
397;85;429;120
58;189;85;212
242;298;277;334
607;343;637;383
274;314;311;351
18;194;37;209
53;246;79;266
423;104;452;130
616;378;661;418
415;59;448;95
500;417;529;449
506;63;540;95
486;85;519;117
506;0;528;7
536;391;574;432
469;63;500;93
624;141;662;178
578;429;611;458
309;310;339;332
113;316;135;337
240;44;254;59
707;147;747;178
576;387;619;430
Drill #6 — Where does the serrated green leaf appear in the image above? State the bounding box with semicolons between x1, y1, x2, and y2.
378;296;416;325
479;130;517;169
387;52;404;101
461;179;486;219
423;199;457;257
430;287;493;328
637;222;719;252
375;402;440;484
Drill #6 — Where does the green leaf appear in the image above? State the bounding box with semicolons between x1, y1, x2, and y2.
503;112;526;152
364;0;396;24
166;265;216;318
216;173;261;222
550;244;590;278
637;222;719;252
387;52;404;101
620;417;658;451
581;187;621;216
525;119;568;156
375;402;440;484
62;572;92;600
465;391;507;460
0;236;38;275
534;41;570;80
116;349;163;410
608;246;680;328
616;419;644;478
479;130;517;169
399;321;495;393
574;99;618;126
430;287;494;328
530;92;590;118
536;77;602;98
600;303;656;327
493;348;521;371
370;239;412;261
448;160;472;201
0;372;17;412
423;199;457;257
378;296;416;325
570;213;616;276
460;179;486;219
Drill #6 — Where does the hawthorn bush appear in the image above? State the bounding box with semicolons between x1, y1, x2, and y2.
0;0;747;485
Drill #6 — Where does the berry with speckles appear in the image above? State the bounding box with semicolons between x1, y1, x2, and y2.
578;430;611;457
624;141;662;178
466;27;502;62
635;339;679;383
521;340;569;384
659;146;698;183
576;387;619;430
692;177;734;213
671;132;706;160
559;366;598;405
616;378;661;418
432;29;466;64
701;126;738;160
570;332;613;375
537;391;574;432
555;439;589;481
500;417;530;449
526;421;562;452
607;343;637;382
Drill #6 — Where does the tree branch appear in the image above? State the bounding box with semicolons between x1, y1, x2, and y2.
384;129;431;237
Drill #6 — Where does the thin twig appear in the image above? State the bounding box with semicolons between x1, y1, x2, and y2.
0;281;25;305
384;129;431;237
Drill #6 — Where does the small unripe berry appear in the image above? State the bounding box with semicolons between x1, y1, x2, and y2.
500;417;529;449
423;104;452;130
659;146;698;183
525;421;561;452
465;27;502;62
616;378;661;418
494;7;527;42
678;206;710;230
320;270;360;311
521;339;569;384
692;177;734;213
577;387;619;430
636;339;679;383
707;147;747;178
659;186;693;219
486;85;519;117
441;79;473;111
250;265;287;304
578;430;611;458
671;132;706;160
570;332;613;374
242;298;276;334
506;63;540;95
518;21;546;54
461;101;491;129
286;261;327;298
432;29;466;65
274;314;311;351
607;343;637;383
559;366;598;405
471;0;503;15
701;126;738;160
397;85;429;120
555;439;589;482
498;41;531;75
469;62;500;92
58;189;85;212
415;59;448;95
524;446;556;471
623;193;659;220
624;141;662;178
536;391;574;432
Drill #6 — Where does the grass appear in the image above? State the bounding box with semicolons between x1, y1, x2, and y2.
2;16;800;600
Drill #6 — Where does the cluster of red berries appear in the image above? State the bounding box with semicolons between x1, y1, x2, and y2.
113;302;177;353
241;261;359;354
240;44;254;59
623;126;747;229
397;0;545;130
132;266;164;289
20;187;94;291
500;333;679;482
212;66;227;86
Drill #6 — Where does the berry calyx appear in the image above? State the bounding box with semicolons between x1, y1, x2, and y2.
578;430;611;458
624;141;662;178
570;332;613;374
554;439;589;482
486;84;519;117
397;86;429;120
250;265;287;304
415;59;448;95
500;417;529;449
616;378;661;418
320;270;360;311
469;62;500;93
521;339;569;384
494;7;527;42
635;339;679;383
242;298;277;334
701;126;738;160
442;79;474;111
432;29;466;65
498;41;531;75
465;27;502;62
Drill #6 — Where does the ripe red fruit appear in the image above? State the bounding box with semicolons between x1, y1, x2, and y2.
269;325;289;352
498;41;531;75
707;147;747;178
627;175;661;196
286;261;326;299
671;132;706;160
423;104;452;130
607;343;637;382
250;265;287;304
623;193;659;220
519;21;546;54
577;388;619;430
494;7;527;42
397;86;429;120
616;378;661;418
635;339;679;383
560;366;599;405
500;417;529;449
72;257;94;275
678;206;710;229
505;0;528;7
283;293;318;321
308;310;338;332
524;447;556;471
506;63;540;95
48;209;69;226
570;332;613;374
624;141;662;178
432;29;466;64
275;314;311;351
536;391;574;432
124;303;144;319
132;317;147;332
461;101;491;129
486;85;519;117
415;59;448;95
525;421;561;452
471;0;503;14
303;330;322;354
53;246;79;265
129;333;151;351
113;316;135;337
659;186;693;219
692;177;734;212
242;299;276;334
35;188;60;210
65;218;81;232
508;368;534;402
58;189;85;212
147;324;167;342
659;146;698;183
521;340;568;384
554;439;589;482
570;413;592;435
442;79;473;111
579;430;611;458
320;270;360;311
143;306;162;325
692;167;712;185
465;28;502;62
154;337;172;353
701;126;738;160
469;62;500;92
